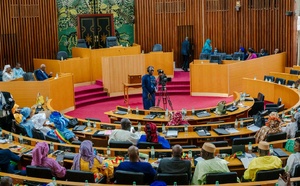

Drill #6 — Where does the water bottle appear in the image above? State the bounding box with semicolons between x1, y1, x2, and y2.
292;83;295;88
84;180;89;186
240;120;244;128
127;106;131;114
60;56;63;61
192;108;195;115
184;124;188;134
107;146;111;157
165;108;169;118
151;146;155;160
19;134;23;144
234;119;238;129
87;119;91;129
237;56;240;61
215;181;219;186
214;48;217;55
138;122;141;132
248;142;252;153
93;122;96;128
188;150;192;159
270;145;274;155
136;107;139;115
162;123;166;134
0;127;2;137
50;142;54;153
8;133;13;143
133;181;137;186
55;73;58;79
52;177;57;186
173;182;177;186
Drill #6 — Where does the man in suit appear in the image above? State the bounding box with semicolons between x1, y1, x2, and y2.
181;37;190;72
35;64;52;81
157;144;191;182
0;91;15;131
142;66;157;110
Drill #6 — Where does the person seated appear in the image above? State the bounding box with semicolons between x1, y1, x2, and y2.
274;48;280;54
157;144;191;182
31;111;52;136
0;148;26;175
35;64;52;81
2;65;14;82
115;146;156;184
0;176;13;186
108;118;140;145
46;111;77;143
246;48;257;60
238;46;247;60
192;142;231;185
72;140;114;183
285;138;300;177
31;142;66;178
243;141;282;181
138;122;170;149
255;112;282;143
13;63;25;79
19;107;35;138
285;112;300;139
259;48;269;57
201;39;212;54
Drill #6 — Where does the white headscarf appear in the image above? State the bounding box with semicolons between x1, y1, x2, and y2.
3;65;11;72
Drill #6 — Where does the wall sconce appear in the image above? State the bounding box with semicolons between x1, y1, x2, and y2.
235;1;241;11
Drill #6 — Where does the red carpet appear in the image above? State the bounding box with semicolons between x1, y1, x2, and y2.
66;70;234;122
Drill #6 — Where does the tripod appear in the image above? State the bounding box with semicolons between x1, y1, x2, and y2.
156;85;173;110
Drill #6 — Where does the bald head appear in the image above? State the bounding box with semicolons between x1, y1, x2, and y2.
128;145;139;162
172;144;182;158
40;64;46;71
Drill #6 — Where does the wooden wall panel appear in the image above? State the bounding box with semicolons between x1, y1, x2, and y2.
0;0;58;72
135;0;297;68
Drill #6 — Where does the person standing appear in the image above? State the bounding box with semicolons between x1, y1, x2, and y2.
181;37;190;72
142;66;157;110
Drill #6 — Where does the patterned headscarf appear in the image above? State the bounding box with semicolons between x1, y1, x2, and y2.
72;140;103;170
31;142;49;166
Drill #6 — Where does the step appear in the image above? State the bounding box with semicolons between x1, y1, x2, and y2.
76;96;114;108
166;81;190;86
75;85;104;95
75;92;108;101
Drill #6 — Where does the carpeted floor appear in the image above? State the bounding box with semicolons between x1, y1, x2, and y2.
66;70;234;122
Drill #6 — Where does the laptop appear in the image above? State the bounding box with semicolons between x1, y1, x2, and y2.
213;128;229;135
196;129;211;136
72;125;86;131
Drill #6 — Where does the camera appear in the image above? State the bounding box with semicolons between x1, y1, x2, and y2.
157;69;171;87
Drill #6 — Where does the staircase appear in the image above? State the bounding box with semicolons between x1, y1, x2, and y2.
74;71;190;108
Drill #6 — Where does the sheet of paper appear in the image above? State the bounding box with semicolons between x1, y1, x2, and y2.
240;157;254;169
225;128;239;133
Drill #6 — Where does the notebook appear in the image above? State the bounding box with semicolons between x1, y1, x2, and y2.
144;114;156;120
213;128;230;135
247;124;261;132
273;148;289;157
196;111;211;118
72;125;86;131
196;130;211;136
225;128;239;134
165;130;178;137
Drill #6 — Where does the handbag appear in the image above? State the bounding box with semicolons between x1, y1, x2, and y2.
67;118;79;128
285;139;295;153
215;101;227;115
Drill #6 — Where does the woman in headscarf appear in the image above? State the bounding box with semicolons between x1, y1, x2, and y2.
2;65;14;82
72;140;114;183
31;142;66;178
285;112;300;139
255;112;282;143
19;107;35;137
201;39;212;54
46;111;77;143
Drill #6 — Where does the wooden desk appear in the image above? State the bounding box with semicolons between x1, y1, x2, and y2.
123;83;142;105
190;53;286;96
269;72;300;82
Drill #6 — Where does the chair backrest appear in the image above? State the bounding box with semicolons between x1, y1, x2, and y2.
293;164;300;186
206;172;238;184
26;165;53;179
115;170;144;185
12;120;28;136
255;168;285;181
76;39;87;48
275;78;286;85
56;51;68;60
156;173;189;185
290;69;300;75
0;70;3;81
22;72;35;81
232;145;245;154
263;75;275;82
257;92;265;101
109;140;132;148
287;80;295;86
32;128;45;140
266;132;287;142
138;141;163;149
232;137;255;145
199;53;211;60
106;36;118;48
45;135;60;143
181;145;197;149
152;44;162;52
211;141;228;147
232;52;244;60
66;170;95;182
